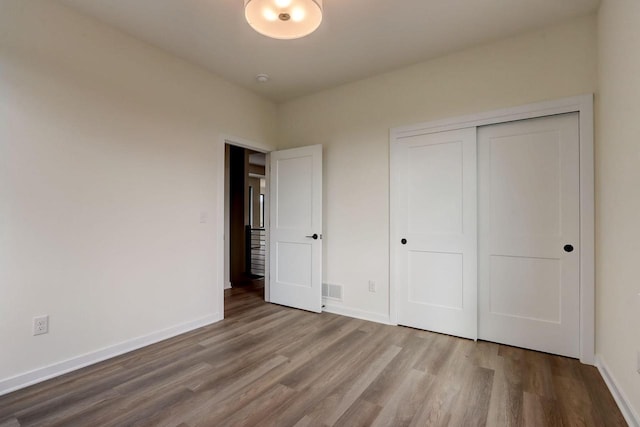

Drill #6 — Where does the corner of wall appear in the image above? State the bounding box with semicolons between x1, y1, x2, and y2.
596;354;640;427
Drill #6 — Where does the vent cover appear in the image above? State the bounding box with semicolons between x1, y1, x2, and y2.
322;283;343;301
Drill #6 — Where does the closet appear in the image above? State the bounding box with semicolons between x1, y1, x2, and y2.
390;98;593;361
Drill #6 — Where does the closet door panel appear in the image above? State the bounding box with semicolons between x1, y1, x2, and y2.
478;113;580;358
392;128;477;339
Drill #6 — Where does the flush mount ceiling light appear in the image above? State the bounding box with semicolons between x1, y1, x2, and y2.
244;0;323;40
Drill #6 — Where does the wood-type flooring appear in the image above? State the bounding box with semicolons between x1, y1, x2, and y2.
0;284;627;426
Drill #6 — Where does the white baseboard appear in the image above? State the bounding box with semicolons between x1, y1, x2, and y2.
322;301;392;325
0;313;222;397
595;354;640;427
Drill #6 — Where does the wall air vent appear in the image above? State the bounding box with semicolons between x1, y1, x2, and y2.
322;283;343;301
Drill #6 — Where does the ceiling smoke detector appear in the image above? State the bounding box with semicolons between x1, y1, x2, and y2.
256;74;270;83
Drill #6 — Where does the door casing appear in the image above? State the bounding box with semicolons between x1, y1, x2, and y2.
218;135;275;319
389;94;595;364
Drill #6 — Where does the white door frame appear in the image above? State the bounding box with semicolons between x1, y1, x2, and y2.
217;134;275;318
389;94;595;364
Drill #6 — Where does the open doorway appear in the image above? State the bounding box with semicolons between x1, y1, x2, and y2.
221;141;323;316
224;144;267;301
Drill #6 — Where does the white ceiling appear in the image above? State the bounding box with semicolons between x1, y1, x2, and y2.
58;0;599;103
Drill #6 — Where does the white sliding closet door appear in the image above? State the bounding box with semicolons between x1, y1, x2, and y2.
392;128;477;339
478;113;580;358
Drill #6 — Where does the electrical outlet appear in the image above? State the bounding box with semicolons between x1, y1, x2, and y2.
368;280;376;293
33;315;49;336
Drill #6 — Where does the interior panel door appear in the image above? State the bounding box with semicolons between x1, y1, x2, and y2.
392;128;478;339
478;113;580;357
269;145;322;313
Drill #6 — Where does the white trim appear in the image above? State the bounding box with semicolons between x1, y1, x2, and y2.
217;137;227;319
264;152;271;303
218;134;275;314
323;301;392;325
596;355;640;427
0;314;221;397
219;133;273;153
577;98;595;365
388;131;398;327
391;94;594;139
389;94;595;364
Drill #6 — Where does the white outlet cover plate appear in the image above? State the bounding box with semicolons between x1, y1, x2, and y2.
33;315;49;336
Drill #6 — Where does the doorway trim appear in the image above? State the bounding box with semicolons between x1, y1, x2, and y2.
218;134;275;319
389;94;595;364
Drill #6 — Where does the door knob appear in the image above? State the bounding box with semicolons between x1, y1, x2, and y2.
306;233;319;240
564;244;574;253
401;238;407;245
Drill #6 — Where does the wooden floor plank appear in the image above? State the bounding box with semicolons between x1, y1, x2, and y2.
485;357;524;427
0;283;626;427
0;418;20;427
333;398;382;427
578;363;629;426
370;368;435;426
448;365;494;427
318;344;402;426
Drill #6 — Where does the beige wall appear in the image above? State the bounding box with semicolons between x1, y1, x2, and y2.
277;15;597;319
0;0;276;383
596;0;640;418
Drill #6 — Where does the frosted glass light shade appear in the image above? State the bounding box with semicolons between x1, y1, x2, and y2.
244;0;323;40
